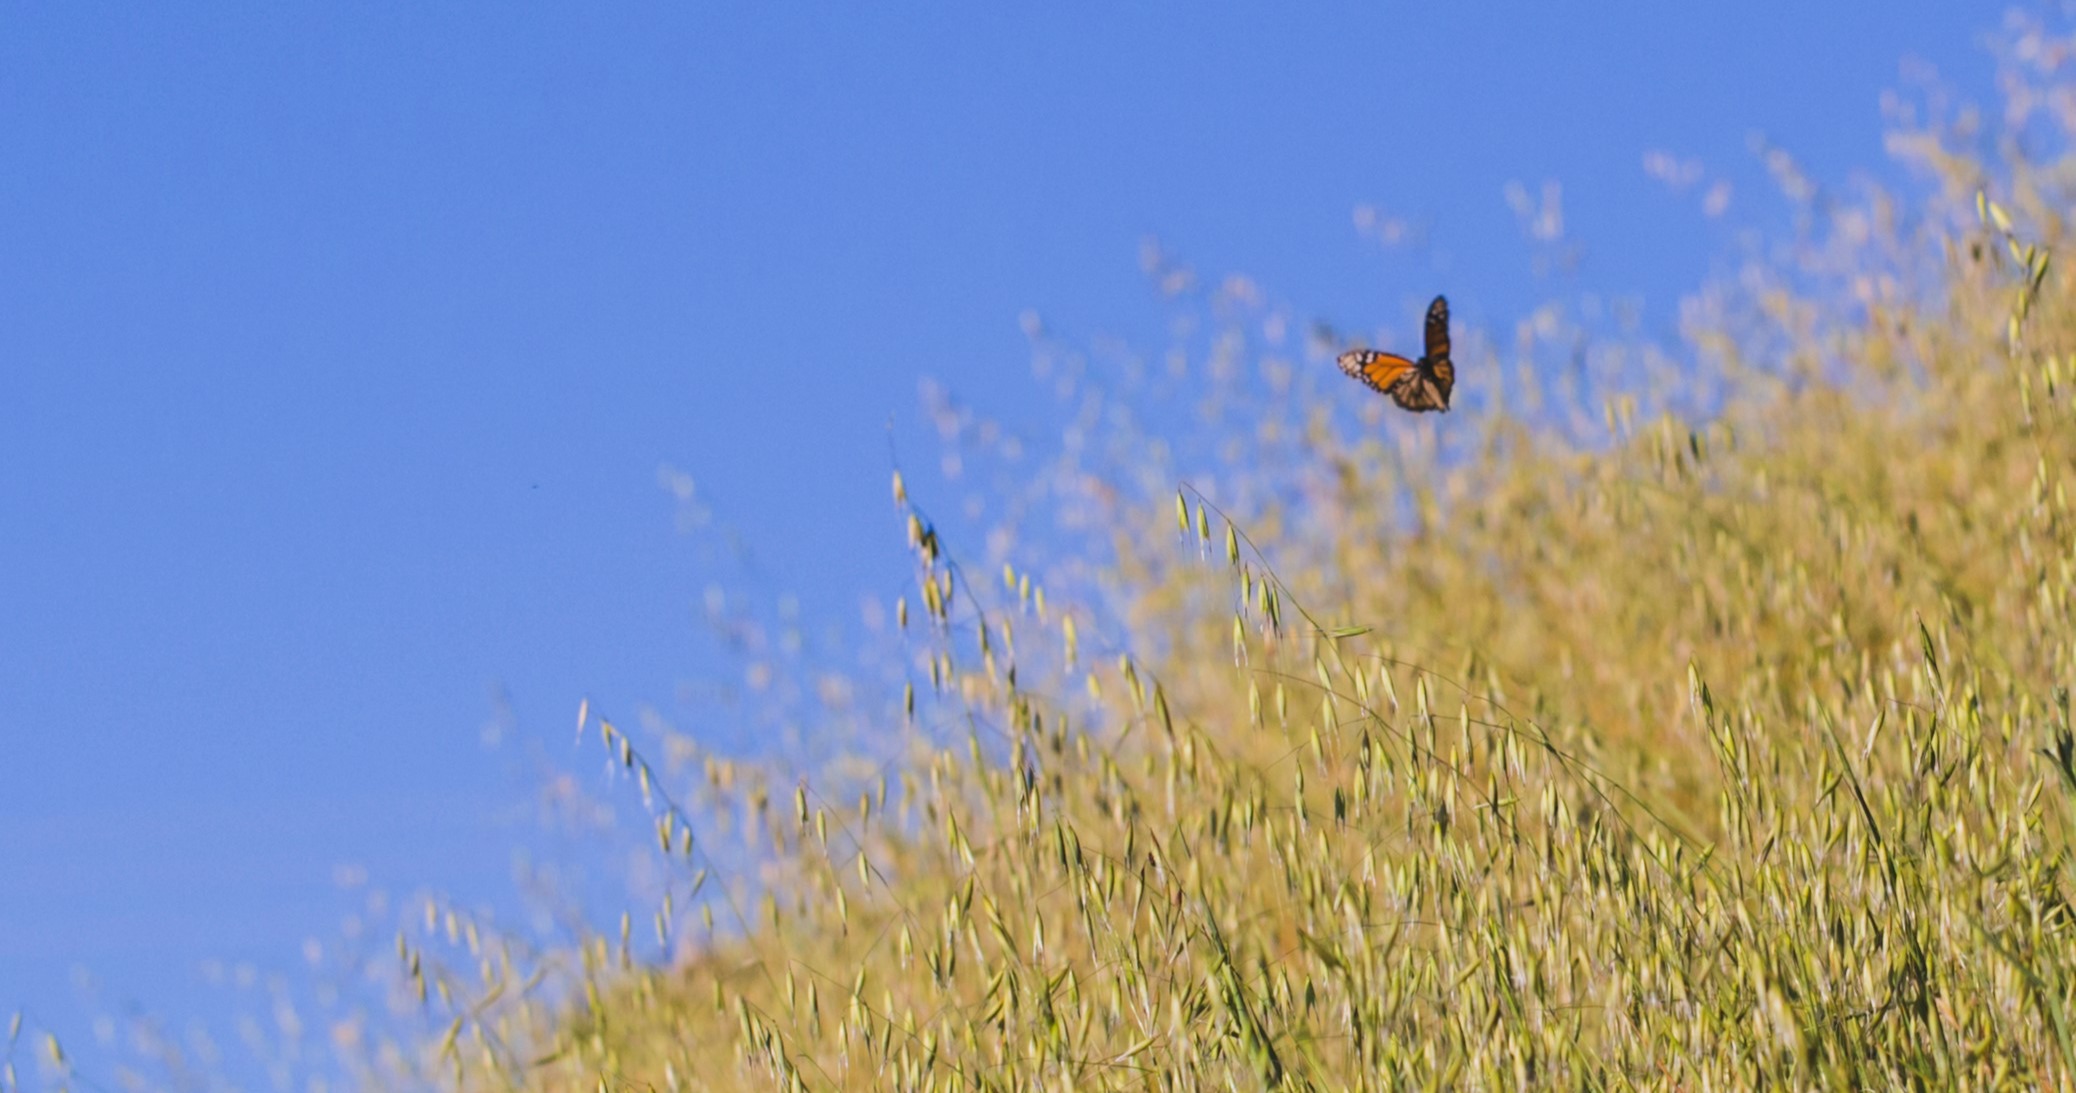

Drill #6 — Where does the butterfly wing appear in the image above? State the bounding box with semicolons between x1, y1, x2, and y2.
1386;370;1451;412
1337;349;1419;396
1387;295;1454;412
1422;295;1450;363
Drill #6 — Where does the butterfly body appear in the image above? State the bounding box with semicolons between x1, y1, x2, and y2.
1336;295;1454;412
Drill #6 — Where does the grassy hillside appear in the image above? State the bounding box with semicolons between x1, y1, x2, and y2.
367;23;2076;1093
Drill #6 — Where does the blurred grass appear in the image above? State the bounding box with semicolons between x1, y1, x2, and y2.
50;14;2076;1093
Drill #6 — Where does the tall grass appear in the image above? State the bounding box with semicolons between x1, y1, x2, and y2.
59;14;2076;1093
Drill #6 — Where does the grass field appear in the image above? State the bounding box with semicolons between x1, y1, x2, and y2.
29;17;2076;1093
356;23;2076;1093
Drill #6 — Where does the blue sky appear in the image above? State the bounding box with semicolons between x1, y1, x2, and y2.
0;2;2002;1082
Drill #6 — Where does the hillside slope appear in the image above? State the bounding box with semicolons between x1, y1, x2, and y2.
389;30;2076;1093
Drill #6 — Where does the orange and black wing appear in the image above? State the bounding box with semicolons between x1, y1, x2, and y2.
1387;295;1454;412
1336;348;1420;397
1422;295;1451;363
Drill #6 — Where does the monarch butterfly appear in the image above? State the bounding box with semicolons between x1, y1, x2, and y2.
1336;295;1454;412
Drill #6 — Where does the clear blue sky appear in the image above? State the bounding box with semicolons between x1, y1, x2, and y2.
0;2;2000;1082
